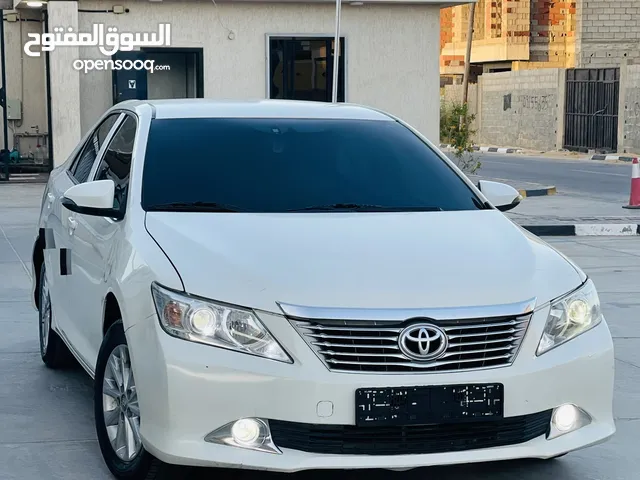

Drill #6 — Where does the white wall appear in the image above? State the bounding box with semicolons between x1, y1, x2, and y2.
76;0;440;143
48;0;82;167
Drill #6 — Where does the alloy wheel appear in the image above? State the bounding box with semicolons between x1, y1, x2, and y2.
102;345;142;462
40;273;51;353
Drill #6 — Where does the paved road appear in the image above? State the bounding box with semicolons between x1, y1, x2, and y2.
449;153;633;202
1;185;638;480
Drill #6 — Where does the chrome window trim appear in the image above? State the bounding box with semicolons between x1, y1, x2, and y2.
277;297;538;322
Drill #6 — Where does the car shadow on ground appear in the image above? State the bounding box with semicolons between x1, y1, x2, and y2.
187;458;571;480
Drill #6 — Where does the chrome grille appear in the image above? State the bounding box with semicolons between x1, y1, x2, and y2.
290;314;532;373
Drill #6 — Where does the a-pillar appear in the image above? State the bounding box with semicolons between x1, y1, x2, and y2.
47;0;81;167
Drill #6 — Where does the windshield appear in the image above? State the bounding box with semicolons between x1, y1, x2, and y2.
140;117;484;213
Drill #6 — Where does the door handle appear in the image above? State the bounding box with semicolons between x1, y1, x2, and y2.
47;192;55;205
68;217;78;235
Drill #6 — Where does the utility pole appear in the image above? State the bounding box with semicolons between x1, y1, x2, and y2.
331;0;342;103
44;10;54;171
462;1;476;106
0;7;9;181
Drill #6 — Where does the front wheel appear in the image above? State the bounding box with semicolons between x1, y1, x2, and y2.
39;263;73;369
94;321;188;479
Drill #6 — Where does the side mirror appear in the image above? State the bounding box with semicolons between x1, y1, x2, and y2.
477;180;522;212
61;179;124;220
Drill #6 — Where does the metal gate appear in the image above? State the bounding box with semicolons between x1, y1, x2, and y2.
564;68;619;153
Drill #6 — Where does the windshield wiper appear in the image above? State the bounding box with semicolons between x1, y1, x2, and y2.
288;203;443;212
146;201;241;212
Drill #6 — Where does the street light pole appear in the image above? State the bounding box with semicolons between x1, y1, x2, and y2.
0;8;9;181
331;0;342;103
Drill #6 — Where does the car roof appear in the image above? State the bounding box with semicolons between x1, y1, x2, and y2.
117;99;395;122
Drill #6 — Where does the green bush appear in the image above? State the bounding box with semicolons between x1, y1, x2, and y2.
440;101;481;174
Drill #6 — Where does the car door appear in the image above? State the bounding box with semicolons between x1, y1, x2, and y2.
68;114;137;367
49;113;123;362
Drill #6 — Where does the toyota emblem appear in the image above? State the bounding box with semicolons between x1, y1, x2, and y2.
398;323;448;361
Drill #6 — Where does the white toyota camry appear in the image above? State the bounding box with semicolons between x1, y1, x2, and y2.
32;99;615;479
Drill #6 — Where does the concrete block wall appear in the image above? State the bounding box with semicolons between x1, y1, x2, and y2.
441;83;479;133
440;7;454;53
442;83;479;115
576;0;640;67
490;0;503;38
621;64;640;153
440;7;464;70
477;69;563;150
529;0;576;68
506;0;531;41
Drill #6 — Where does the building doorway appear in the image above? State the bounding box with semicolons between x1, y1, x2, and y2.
144;48;204;100
112;48;204;104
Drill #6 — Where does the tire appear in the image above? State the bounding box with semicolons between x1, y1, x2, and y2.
94;321;189;480
39;262;74;369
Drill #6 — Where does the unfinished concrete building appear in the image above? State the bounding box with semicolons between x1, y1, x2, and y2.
440;0;640;83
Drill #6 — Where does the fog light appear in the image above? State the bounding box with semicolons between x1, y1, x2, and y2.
231;418;261;445
553;405;578;432
548;404;592;440
205;418;281;454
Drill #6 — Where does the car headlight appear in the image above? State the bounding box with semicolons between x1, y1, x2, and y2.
151;282;292;363
537;279;602;356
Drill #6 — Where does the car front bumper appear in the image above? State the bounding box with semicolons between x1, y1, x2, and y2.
125;306;615;472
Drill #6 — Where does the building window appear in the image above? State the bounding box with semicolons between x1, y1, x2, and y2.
268;37;345;102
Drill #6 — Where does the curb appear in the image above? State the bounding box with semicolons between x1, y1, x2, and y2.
0;178;48;184
518;186;557;198
591;154;637;162
523;224;640;236
439;144;522;154
474;146;523;154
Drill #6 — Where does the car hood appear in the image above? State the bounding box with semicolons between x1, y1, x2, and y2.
144;210;583;315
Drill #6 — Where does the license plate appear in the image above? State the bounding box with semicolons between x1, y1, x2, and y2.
355;384;504;427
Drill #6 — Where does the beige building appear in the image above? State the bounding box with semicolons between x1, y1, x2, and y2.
3;0;464;173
